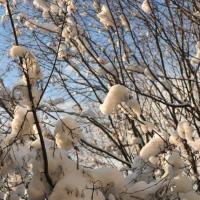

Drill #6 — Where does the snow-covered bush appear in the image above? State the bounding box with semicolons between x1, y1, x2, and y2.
1;0;200;199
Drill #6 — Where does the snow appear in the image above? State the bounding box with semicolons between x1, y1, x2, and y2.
173;174;193;193
179;191;200;200
100;84;130;114
67;1;76;15
54;116;82;150
177;121;194;140
97;63;117;77
120;15;129;31
11;105;34;137
28;20;59;33
126;63;144;73
97;5;114;28
10;45;42;84
10;45;28;58
12;81;42;106
90;167;126;194
1;15;6;26
140;121;154;134
141;0;152;14
124;179;162;199
144;67;155;80
140;134;165;160
163;151;185;177
28;174;50;200
47;165;106;200
33;0;49;11
187;138;200;151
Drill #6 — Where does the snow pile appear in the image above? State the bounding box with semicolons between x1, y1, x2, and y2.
97;5;114;28
140;133;165;160
100;84;130;114
31;139;76;174
29;138;107;200
54;116;82;150
187;138;200;151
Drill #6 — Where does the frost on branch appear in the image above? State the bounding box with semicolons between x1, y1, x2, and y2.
100;84;130;114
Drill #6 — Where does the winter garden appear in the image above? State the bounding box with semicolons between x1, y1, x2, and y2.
0;0;200;199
